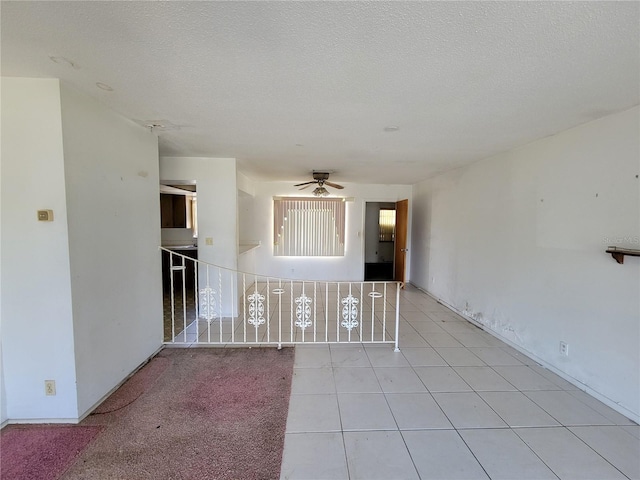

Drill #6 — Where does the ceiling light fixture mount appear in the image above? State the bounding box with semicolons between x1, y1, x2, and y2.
136;119;182;133
96;82;113;91
49;55;80;69
145;123;165;132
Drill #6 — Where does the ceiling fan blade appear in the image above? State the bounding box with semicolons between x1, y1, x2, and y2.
325;181;344;189
294;181;316;187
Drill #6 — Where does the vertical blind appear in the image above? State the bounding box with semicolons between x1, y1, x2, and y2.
273;197;346;256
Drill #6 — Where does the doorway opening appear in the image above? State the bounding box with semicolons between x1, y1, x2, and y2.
364;202;396;281
160;181;198;341
364;199;408;283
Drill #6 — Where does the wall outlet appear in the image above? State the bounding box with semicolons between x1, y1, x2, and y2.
205;237;213;246
45;380;56;396
559;341;569;356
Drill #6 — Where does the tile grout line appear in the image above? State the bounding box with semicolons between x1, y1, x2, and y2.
327;344;352;480
284;288;638;479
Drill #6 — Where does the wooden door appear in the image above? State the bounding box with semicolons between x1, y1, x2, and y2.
394;199;408;285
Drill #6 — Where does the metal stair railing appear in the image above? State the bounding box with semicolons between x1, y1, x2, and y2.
160;247;401;350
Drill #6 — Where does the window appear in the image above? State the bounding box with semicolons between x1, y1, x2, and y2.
273;197;346;256
378;208;396;242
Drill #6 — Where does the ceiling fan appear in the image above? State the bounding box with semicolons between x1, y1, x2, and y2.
294;171;344;197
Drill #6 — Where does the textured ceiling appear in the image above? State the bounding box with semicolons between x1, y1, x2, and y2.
2;1;638;185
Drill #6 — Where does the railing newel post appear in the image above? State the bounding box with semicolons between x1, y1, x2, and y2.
219;267;223;343
394;283;401;352
336;282;340;343
266;277;271;344
230;270;235;344
290;281;294;344
325;282;329;343
313;281;317;344
206;264;211;343
169;252;175;342
243;274;247;344
382;282;387;342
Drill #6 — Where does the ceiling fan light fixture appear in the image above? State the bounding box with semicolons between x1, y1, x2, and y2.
295;171;343;195
313;186;329;197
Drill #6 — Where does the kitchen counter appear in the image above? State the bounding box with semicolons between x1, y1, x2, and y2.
239;242;260;254
162;245;198;251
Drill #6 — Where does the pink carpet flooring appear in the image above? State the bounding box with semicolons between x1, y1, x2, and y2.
92;356;170;414
2;348;295;480
1;425;102;480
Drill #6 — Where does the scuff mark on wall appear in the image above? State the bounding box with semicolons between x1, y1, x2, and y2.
462;302;523;345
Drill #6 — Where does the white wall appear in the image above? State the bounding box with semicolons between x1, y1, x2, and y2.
238;191;257;244
160;157;238;315
238;189;257;274
237;171;255;196
0;343;6;426
161;228;195;246
1;78;79;420
237;170;257;275
411;106;640;421
250;182;412;281
60;83;163;416
0;96;5;425
160;157;238;270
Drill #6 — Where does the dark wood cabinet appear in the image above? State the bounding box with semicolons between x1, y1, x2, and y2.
160;194;187;228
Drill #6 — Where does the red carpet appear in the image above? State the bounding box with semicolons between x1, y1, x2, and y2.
1;348;294;480
91;356;169;414
66;347;294;479
0;425;102;480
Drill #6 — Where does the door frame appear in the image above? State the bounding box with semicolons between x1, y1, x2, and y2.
394;199;409;285
360;198;409;283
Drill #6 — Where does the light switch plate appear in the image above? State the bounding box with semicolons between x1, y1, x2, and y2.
37;209;54;221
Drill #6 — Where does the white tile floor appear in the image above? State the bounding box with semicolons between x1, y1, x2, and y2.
280;286;639;480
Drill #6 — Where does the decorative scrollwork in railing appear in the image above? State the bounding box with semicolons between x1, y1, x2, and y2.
247;293;266;327
295;294;312;330
199;286;217;322
341;294;359;331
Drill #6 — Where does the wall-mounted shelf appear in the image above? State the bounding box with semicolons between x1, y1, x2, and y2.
606;247;640;264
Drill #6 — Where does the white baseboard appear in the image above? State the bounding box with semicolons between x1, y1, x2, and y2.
2;345;165;427
408;282;640;425
76;344;165;421
5;417;80;425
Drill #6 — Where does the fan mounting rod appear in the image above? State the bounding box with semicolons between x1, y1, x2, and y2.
312;171;330;181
